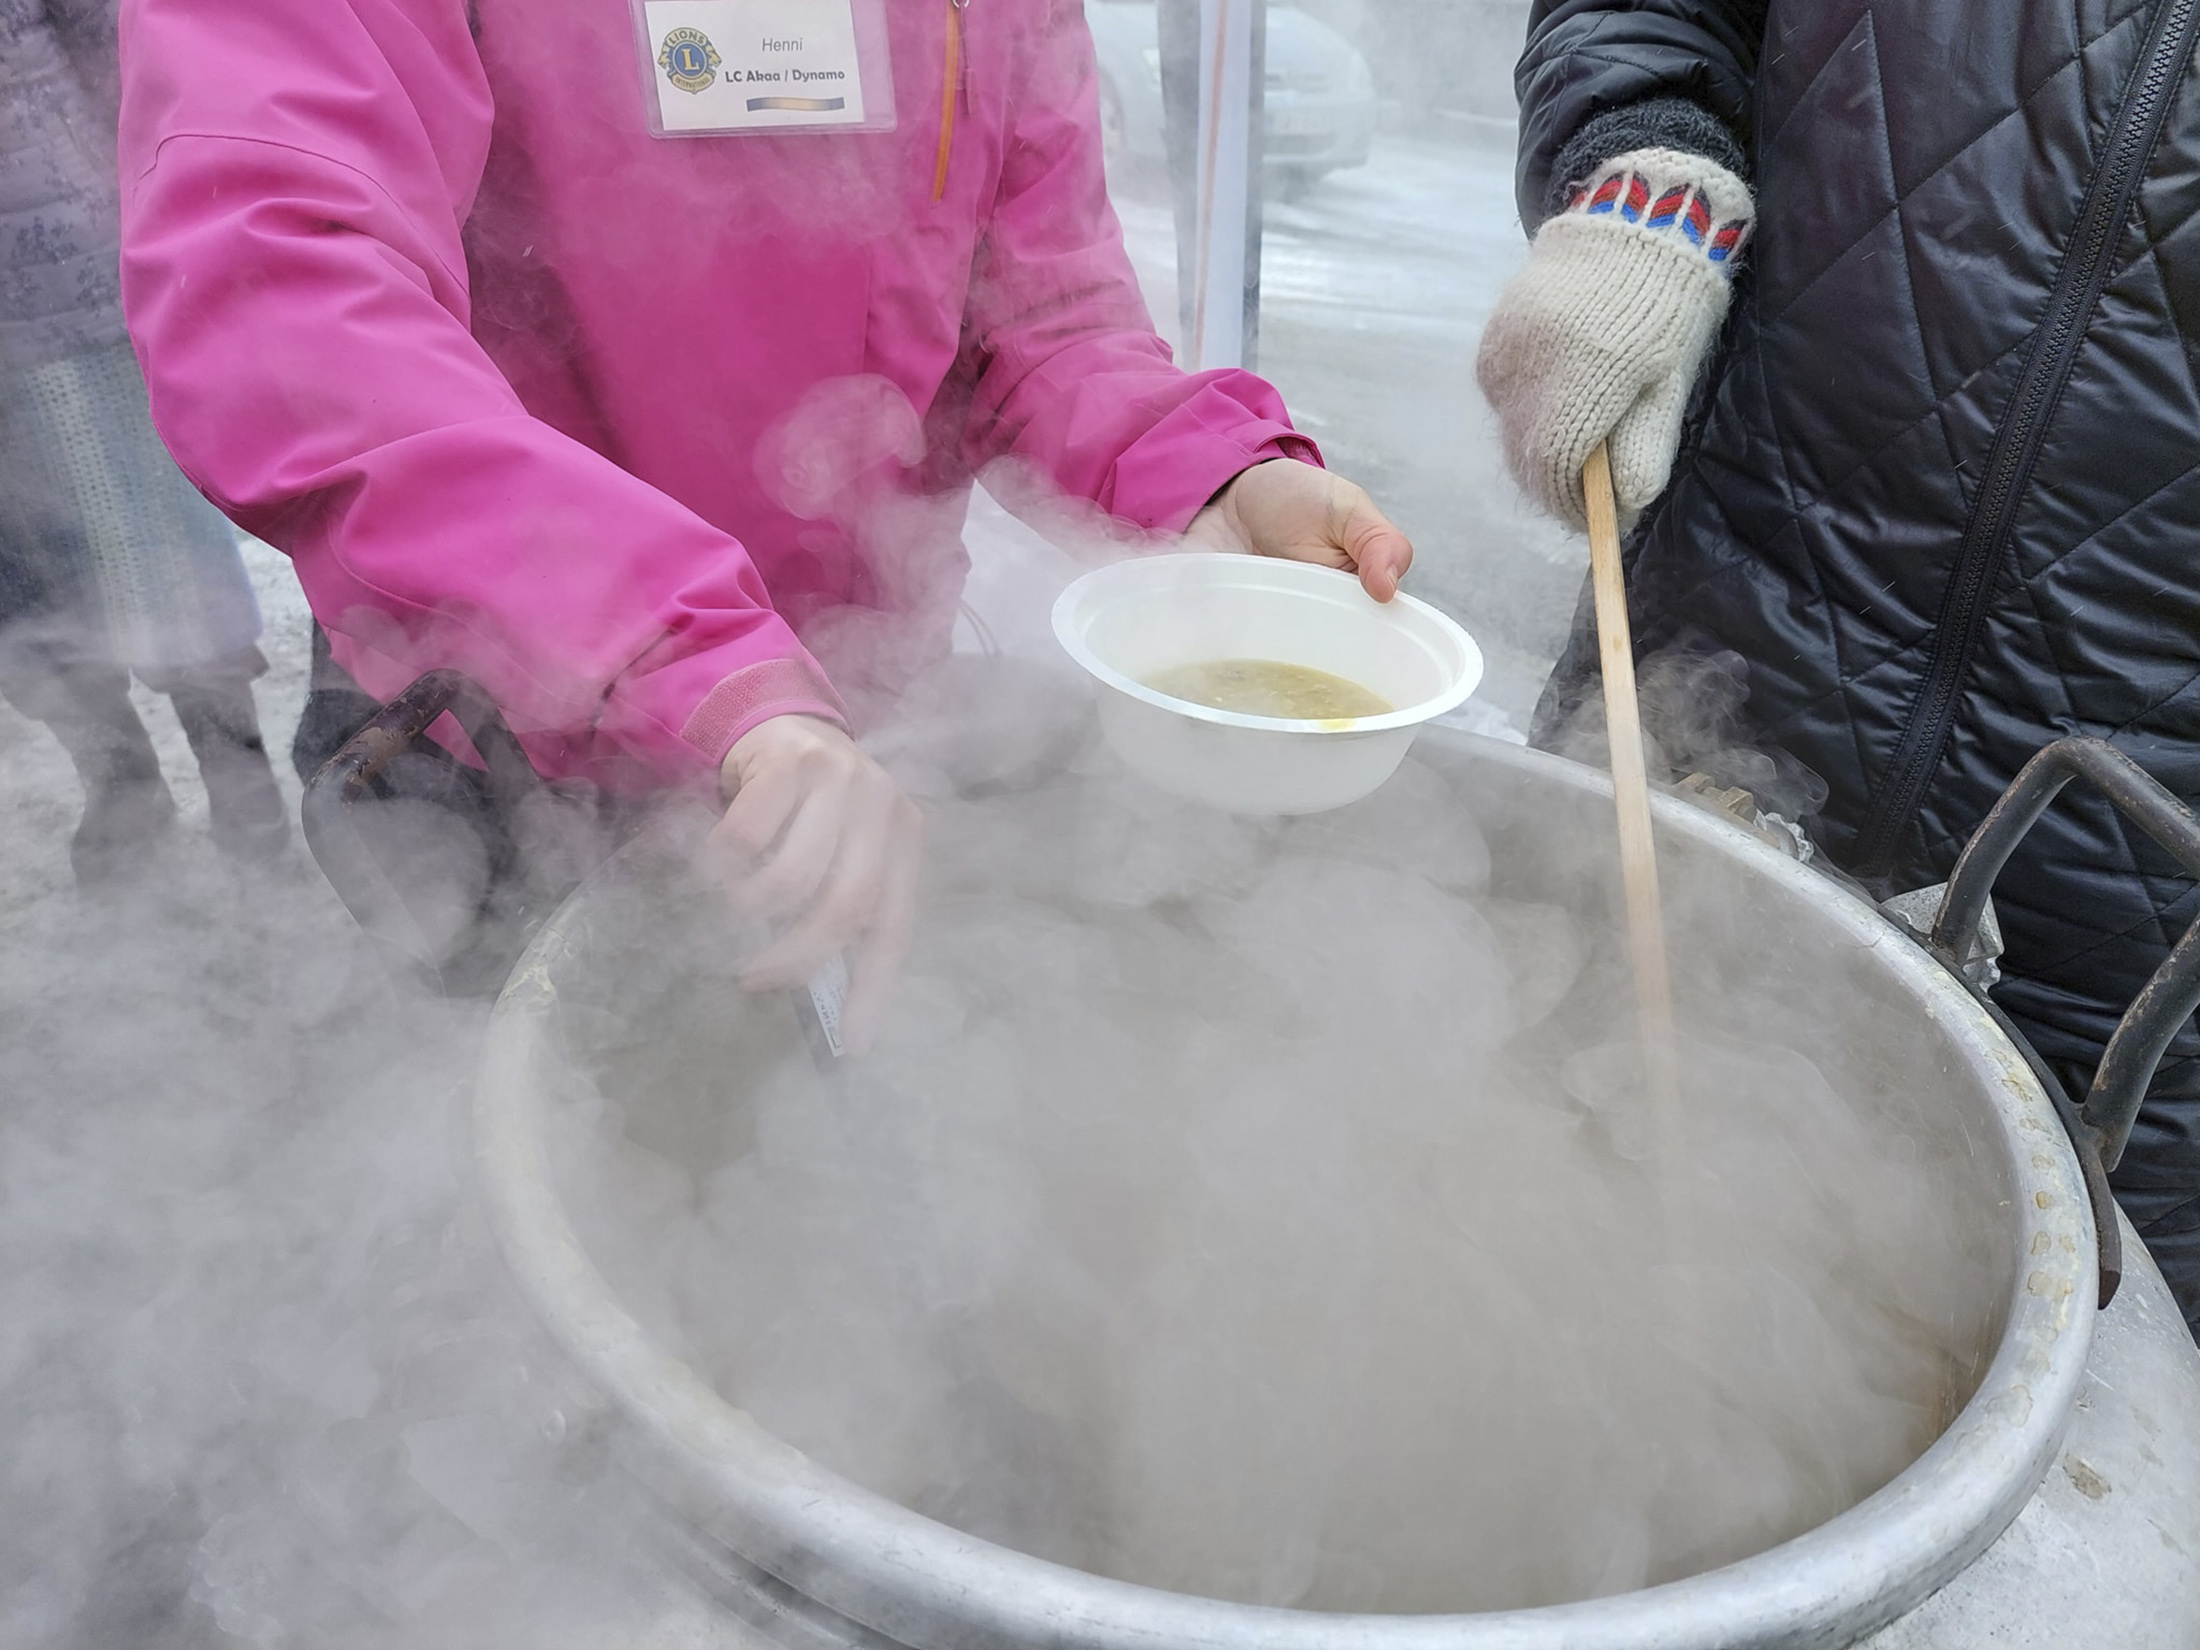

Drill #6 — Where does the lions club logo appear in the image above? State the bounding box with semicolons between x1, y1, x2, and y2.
659;27;721;94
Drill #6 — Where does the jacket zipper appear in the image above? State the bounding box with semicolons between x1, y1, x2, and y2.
1850;0;2200;879
932;0;969;202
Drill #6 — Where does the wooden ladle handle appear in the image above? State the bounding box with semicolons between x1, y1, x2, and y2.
1583;443;1682;1117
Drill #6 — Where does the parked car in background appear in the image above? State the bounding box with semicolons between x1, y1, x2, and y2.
1086;1;1378;195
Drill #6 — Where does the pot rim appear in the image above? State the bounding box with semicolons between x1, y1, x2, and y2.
474;731;2095;1650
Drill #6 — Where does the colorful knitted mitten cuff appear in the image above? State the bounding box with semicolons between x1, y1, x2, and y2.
1565;147;1755;273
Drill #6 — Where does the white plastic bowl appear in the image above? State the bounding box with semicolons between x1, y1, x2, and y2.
1051;553;1483;814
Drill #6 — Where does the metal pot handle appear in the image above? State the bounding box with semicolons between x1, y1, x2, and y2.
300;670;548;982
1925;737;2200;1306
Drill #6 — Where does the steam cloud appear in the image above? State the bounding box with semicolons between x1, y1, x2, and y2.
0;8;1980;1636
0;435;1988;1642
548;677;1989;1616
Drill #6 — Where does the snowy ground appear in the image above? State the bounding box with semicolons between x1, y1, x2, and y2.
0;129;1569;1645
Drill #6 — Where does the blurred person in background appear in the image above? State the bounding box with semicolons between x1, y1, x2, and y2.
1476;0;2200;1335
1;0;285;882
114;0;1414;1037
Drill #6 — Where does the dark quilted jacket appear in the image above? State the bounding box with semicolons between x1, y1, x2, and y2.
1515;0;2200;1328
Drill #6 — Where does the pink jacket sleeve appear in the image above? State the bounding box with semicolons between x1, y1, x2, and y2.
957;0;1321;532
116;0;842;790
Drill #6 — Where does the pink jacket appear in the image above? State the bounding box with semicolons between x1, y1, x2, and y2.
117;0;1315;790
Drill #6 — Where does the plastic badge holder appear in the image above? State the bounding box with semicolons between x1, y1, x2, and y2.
631;0;897;139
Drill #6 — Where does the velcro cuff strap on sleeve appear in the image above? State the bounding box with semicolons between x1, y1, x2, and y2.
680;656;848;760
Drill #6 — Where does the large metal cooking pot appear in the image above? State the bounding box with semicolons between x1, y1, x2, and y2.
473;729;2200;1649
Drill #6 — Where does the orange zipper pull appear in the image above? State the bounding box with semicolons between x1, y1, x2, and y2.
932;0;967;202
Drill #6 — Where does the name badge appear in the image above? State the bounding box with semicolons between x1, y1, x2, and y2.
635;0;897;137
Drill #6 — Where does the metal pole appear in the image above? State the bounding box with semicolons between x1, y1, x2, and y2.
1244;0;1266;370
1159;0;1264;370
1158;0;1199;346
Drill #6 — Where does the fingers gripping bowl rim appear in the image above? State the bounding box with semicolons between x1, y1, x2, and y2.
1050;553;1484;815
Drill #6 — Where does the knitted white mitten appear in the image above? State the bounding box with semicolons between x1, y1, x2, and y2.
1476;147;1754;529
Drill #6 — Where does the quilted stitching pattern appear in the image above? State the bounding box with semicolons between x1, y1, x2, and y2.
1526;0;2200;1071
